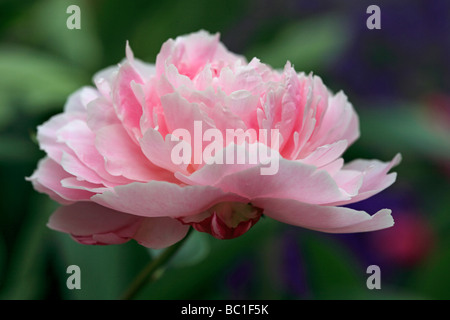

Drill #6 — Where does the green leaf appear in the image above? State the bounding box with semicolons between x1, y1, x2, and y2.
0;46;88;115
245;14;351;72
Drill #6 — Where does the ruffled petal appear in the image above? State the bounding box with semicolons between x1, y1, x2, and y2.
48;202;143;245
92;180;244;218
254;198;394;233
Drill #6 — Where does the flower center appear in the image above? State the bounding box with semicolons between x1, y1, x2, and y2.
178;202;262;240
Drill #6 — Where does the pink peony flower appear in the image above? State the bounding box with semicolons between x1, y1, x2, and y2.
28;30;400;248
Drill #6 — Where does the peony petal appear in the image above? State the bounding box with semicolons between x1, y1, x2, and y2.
57;120;131;186
175;142;266;186
140;128;190;174
93;65;117;99
37;113;79;163
59;151;104;185
86;96;121;132
64;86;99;115
253;198;394;233
92;180;244;218
48;202;143;245
161;92;215;136
156;31;220;79
27;157;94;203
61;177;108;193
133;217;190;249
310;90;360;149
112;62;145;143
300;140;348;167
332;169;364;197
327;153;401;206
95;124;172;182
205;157;350;204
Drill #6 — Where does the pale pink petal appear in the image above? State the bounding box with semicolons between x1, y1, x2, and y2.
156;31;220;79
328;153;401;206
133;217;190;249
319;158;344;176
332;169;364;197
59;151;104;185
57;120;131;186
209;157;350;204
93;65;117;99
61;177;108;193
217;63;264;95
224;90;259;129
27;157;94;203
95;124;172;182
310;91;360;149
253;198;394;233
140;128;190;174
301;140;348;167
48;202;143;245
37;114;78;163
161;92;215;135
174;143;264;186
279;72;314;159
64;86;99;115
92;181;244;218
86;96;121;132
112;62;145;142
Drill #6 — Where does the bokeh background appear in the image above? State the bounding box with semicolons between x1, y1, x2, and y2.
0;0;449;300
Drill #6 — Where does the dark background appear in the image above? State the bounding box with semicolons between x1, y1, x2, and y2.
0;0;449;299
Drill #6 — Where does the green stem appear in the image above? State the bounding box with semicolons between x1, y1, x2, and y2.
120;227;192;300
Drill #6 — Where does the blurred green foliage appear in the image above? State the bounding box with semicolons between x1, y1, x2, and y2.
0;0;449;300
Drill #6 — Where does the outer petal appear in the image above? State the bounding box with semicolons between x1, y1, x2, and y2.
161;92;215;136
156;30;243;79
92;181;244;218
180;154;351;205
27;157;94;203
95;124;172;182
48;202;143;245
139;128;190;175
37;113;78;163
133;217;190;249
49;202;188;248
300;140;348;168
327;153;402;206
57;120;131;186
175;143;265;185
64;86;99;115
253;198;394;233
112;62;145;143
86;96;121;132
